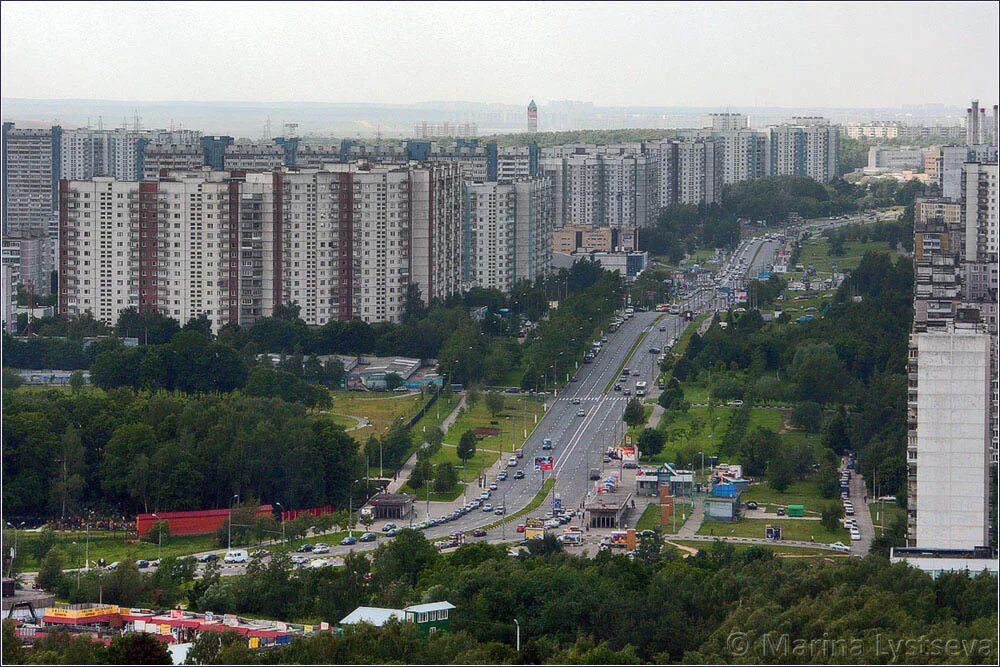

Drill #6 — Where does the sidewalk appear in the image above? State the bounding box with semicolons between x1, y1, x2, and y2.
675;494;706;538
385;394;467;494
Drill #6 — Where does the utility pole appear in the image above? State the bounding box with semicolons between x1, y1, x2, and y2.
228;494;239;552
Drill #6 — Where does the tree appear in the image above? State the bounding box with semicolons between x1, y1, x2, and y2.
637;428;665;457
525;532;564;557
790;401;823;433
821;502;845;532
69;370;85;393
409;458;434;489
767;455;793;493
370;528;439;587
2;620;24;664
791;342;848;405
384;372;403;391
465;388;480;408
425;426;445;449
30;527;57;561
147;520;171;546
484;391;505;418
106;631;173;664
740;427;780;477
457;430;478;468
433;462;458;492
623;398;645;429
2;367;23;390
36;548;64;591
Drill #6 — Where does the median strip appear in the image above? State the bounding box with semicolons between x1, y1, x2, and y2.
603;314;664;395
468;478;555;535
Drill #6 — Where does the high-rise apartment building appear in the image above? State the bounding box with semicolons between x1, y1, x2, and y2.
2;123;62;236
764;120;840;183
658;139;724;206
59;164;464;330
541;146;658;229
224;143;285;171
142;143;206;179
704;113;748;132
527;100;538;133
907;321;992;550
463;177;553;292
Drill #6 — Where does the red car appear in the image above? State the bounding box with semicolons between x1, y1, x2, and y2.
515;524;525;533
472;529;487;537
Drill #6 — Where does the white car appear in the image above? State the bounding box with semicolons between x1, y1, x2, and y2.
309;558;330;569
829;542;851;553
850;529;862;541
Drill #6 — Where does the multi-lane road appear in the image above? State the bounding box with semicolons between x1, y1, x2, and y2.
22;229;808;582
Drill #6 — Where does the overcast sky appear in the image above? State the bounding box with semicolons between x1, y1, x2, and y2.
2;1;997;108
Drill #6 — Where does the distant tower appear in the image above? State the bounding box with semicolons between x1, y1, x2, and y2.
527;100;538;133
966;99;981;145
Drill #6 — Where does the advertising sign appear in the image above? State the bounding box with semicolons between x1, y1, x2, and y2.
534;455;554;471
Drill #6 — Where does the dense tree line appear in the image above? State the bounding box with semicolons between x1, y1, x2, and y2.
659;251;913;495
10;531;996;665
2;390;364;519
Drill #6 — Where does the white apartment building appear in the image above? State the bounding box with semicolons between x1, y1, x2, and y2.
59;174;236;330
2;233;52;296
463;177;553;292
907;327;992;550
658;138;724;206
764;121;839;183
704;113;748;132
408;163;464;305
938;146;971;201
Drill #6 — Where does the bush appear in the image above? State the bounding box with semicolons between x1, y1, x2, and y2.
710;378;744;401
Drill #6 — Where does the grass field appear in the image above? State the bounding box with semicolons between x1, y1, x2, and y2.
635;501;693;534
10;530;219;570
671;313;711;358
870;500;906;533
411;391;459;437
401;397;541;501
667;539;848;559
698;517;848;543
741;480;831;515
796;237;900;277
325;390;430;441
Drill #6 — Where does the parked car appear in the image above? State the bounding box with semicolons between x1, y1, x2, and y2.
385;528;398;537
290;555;309;566
224;550;249;564
727;400;744;406
613;384;622;391
382;523;397;532
339;535;357;546
295;544;314;553
359;532;377;542
776;507;786;516
196;554;218;563
312;545;330;554
489;482;498;490
482;503;494;512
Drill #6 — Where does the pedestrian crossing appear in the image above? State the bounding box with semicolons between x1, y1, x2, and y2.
557;396;631;402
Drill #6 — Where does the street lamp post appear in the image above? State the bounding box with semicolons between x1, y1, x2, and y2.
228;494;239;552
514;618;521;652
151;513;162;560
274;503;286;545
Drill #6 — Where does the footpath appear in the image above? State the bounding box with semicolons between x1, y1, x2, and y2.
384;394;467;494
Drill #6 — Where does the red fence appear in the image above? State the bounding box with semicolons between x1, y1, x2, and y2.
136;505;273;537
279;504;334;522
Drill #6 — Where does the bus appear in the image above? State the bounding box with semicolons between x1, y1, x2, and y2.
635;381;648;396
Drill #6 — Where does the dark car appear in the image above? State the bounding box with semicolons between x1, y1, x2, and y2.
197;553;219;563
514;470;525;479
340;535;358;546
746;501;759;510
472;528;487;537
359;533;377;542
295;544;314;553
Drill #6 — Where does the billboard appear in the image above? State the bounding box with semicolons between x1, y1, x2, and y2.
534;455;554;471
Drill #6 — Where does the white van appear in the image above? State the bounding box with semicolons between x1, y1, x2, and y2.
224;549;249;564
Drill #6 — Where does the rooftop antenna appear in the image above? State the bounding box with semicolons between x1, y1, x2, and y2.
263;116;272;140
98;116;104;131
133;109;141;133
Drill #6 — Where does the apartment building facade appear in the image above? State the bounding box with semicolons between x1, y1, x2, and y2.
59;164;464;330
2;123;61;235
463;177;553;292
764;120;839;183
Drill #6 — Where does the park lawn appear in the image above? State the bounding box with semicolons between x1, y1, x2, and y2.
328;414;358;430
698;518;848;543
649;406;724;465
741;480;831;515
14;531;219;571
748;407;782;431
681;382;711;405
439;398;539;477
326;390;430;441
667;539;847;559
411;391;459;438
396;481;465;502
797;238;898;277
870;500;906;532
636;501;693;534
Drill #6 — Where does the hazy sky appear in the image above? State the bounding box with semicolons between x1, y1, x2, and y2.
2;1;997;107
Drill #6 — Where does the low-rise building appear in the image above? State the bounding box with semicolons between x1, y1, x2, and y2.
340;601;455;637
